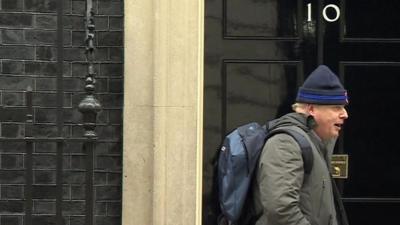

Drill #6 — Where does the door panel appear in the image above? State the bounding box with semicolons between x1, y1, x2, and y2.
342;0;400;39
345;202;400;225
224;0;300;38
342;64;400;198
223;62;300;132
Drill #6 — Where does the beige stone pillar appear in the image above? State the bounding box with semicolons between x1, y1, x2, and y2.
123;1;204;225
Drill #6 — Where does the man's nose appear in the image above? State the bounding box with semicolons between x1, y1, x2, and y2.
341;107;348;119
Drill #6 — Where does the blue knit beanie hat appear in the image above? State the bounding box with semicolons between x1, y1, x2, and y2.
296;65;348;105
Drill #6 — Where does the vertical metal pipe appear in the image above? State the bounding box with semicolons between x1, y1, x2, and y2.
56;0;64;135
79;0;101;138
56;0;65;223
56;141;64;225
25;87;33;225
78;1;101;225
85;141;95;225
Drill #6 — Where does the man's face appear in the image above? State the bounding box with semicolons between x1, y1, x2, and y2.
308;104;348;140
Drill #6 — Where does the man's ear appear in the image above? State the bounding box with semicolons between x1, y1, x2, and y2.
307;104;317;117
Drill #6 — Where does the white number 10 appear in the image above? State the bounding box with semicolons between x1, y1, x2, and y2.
307;3;340;22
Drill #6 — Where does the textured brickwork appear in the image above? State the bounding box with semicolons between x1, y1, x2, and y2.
0;0;123;224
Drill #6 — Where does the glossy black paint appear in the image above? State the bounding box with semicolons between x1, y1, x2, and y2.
343;65;400;198
205;0;400;224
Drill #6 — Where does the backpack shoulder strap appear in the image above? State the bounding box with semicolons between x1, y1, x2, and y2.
267;128;314;174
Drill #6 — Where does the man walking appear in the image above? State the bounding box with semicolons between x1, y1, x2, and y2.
252;65;349;225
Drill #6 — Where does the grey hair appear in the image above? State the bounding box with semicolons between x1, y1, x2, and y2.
292;103;309;114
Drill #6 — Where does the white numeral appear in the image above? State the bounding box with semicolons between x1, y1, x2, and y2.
307;3;312;22
307;3;340;22
322;4;340;22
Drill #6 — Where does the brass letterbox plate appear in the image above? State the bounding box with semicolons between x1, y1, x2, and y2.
331;154;348;179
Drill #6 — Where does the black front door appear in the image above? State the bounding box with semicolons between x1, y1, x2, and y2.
204;0;400;224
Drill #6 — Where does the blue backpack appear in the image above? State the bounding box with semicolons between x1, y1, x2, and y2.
217;121;313;225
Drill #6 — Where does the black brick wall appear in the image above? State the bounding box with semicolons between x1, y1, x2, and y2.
0;0;123;224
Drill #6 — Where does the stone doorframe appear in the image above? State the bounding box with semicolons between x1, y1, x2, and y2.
123;1;204;225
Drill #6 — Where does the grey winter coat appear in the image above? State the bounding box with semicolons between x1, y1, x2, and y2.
252;113;342;225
